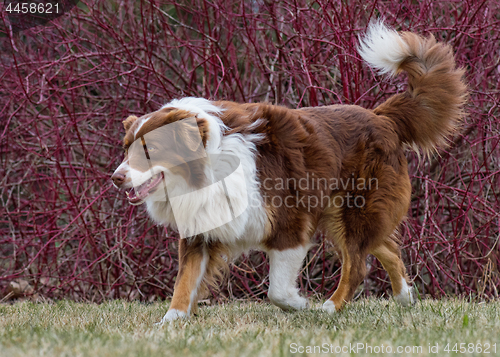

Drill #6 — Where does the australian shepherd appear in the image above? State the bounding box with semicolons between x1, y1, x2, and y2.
111;22;466;323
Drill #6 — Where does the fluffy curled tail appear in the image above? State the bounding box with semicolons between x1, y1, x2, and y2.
358;21;467;152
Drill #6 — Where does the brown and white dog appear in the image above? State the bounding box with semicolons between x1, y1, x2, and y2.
111;22;466;323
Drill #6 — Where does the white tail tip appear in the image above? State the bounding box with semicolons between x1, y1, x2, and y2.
358;21;409;77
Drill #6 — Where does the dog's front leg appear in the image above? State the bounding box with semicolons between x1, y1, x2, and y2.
160;237;208;323
267;244;310;311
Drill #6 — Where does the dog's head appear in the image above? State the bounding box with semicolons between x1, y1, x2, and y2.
111;99;223;206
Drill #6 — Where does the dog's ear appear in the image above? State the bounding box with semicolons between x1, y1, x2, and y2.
174;117;211;152
122;115;138;132
196;117;210;148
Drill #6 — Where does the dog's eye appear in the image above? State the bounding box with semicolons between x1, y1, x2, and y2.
147;145;157;152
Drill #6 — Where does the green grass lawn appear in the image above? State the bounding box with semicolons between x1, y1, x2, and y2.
1;298;499;356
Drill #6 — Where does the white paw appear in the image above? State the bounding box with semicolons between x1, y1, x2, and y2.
269;290;309;311
288;296;310;310
155;309;187;325
394;278;415;306
321;300;338;314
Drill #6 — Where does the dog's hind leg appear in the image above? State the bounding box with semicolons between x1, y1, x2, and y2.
159;237;208;323
321;169;413;312
319;200;369;313
322;241;369;313
371;238;415;306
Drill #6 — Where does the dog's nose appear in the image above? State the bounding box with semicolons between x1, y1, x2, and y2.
111;172;126;188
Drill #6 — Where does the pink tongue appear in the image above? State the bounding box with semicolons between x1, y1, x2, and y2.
129;173;164;202
137;180;151;197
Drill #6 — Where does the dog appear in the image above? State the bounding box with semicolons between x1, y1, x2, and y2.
111;22;466;323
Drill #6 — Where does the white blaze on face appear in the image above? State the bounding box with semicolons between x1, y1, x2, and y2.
133;114;152;137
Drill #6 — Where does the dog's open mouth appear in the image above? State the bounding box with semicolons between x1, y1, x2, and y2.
127;172;164;205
